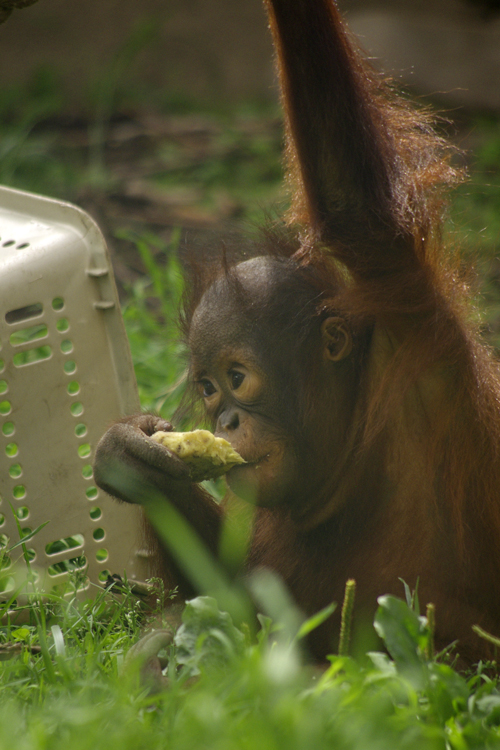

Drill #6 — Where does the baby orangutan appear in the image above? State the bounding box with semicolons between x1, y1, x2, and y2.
95;0;500;665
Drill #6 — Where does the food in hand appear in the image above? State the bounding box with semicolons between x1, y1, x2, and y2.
150;429;246;482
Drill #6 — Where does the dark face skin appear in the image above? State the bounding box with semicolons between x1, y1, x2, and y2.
188;257;358;512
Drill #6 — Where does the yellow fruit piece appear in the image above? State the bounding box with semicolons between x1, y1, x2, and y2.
150;429;246;482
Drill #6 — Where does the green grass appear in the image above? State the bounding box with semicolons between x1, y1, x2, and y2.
1;78;500;747
2;556;500;749
119;230;188;415
149;109;285;227
448;114;500;348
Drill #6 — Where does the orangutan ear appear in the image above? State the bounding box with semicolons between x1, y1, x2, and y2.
321;317;353;362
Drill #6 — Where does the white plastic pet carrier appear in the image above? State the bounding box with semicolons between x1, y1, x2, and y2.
0;185;149;600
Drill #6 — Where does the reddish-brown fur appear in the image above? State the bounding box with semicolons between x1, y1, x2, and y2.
183;0;500;661
95;0;500;665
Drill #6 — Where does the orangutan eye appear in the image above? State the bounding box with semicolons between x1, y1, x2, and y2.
199;379;216;398
229;370;245;390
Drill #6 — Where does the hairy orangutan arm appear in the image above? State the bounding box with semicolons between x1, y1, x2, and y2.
93;414;223;557
265;0;459;287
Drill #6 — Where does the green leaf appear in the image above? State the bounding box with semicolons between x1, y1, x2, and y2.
367;651;397;676
8;521;50;551
174;596;245;677
373;595;428;688
10;627;30;642
296;603;336;641
248;568;303;642
427;663;469;722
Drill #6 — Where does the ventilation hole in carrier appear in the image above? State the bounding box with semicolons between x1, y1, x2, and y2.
75;423;87;438
86;486;98;500
48;555;87;577
0;380;7;394
16;243;30;250
0;514;4;526
92;528;105;542
13;346;51;367
67;381;79;396
78;443;91;459
45;534;84;556
64;360;76;375
5;443;17;457
89;506;101;520
98;569;111;583
0;570;14;592
0;577;15;595
12;485;26;500
60;339;73;354
0;360;4;373
2;240;15;247
82;465;93;480
56;318;69;333
9;463;22;479
9;323;47;346
5;303;43;324
0;401;11;416
96;549;108;563
16;506;29;520
2;422;14;437
70;402;83;417
52;297;64;311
